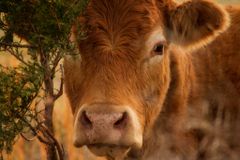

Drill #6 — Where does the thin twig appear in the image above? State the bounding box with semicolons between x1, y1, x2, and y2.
0;42;37;49
39;125;65;160
53;65;64;100
20;133;36;141
4;48;30;67
37;135;53;145
51;49;63;73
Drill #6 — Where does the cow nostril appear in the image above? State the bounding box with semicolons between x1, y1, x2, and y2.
114;112;128;129
81;111;92;129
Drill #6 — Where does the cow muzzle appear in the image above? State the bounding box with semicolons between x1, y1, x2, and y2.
73;103;143;157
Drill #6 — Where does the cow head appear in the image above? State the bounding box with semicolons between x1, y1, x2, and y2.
64;0;229;158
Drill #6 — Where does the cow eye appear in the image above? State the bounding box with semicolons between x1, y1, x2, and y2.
152;44;164;55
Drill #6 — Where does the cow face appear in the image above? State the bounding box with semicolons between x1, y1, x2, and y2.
64;0;229;158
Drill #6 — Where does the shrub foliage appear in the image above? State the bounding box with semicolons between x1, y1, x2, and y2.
0;0;88;158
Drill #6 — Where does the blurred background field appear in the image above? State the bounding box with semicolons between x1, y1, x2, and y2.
1;0;240;160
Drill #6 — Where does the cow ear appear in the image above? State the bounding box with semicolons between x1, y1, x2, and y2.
166;0;230;50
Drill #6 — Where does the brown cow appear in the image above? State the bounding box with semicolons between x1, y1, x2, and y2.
64;0;240;159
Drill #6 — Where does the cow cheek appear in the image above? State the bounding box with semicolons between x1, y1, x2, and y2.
143;56;171;132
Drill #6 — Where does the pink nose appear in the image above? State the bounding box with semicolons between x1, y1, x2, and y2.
80;110;128;131
74;104;142;150
75;109;129;145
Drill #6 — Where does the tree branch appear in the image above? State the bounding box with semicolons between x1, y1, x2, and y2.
20;133;36;141
4;48;30;67
39;125;65;160
36;135;53;146
0;42;37;49
53;65;64;101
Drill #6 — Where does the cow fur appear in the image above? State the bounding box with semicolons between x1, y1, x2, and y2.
64;0;240;159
